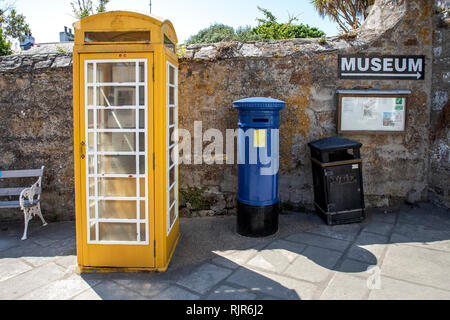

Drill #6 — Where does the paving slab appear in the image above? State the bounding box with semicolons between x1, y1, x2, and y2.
226;267;318;300
112;276;172;298
206;285;257;300
0;258;33;282
283;246;343;283
320;273;369;300
285;231;351;252
362;221;394;236
302;223;362;242
0;203;449;300
152;285;200;300
346;231;389;265
74;280;147;300
390;223;450;252
18;277;95;300
176;263;233;295
0;262;66;299
246;240;307;273
335;258;374;276
381;244;450;291
212;246;263;270
368;276;450;300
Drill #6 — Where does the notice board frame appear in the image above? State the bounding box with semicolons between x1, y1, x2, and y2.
337;90;411;135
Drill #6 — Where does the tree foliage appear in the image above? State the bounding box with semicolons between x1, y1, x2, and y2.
186;7;325;44
252;6;324;40
311;0;375;33
0;1;31;56
0;27;11;56
71;0;110;19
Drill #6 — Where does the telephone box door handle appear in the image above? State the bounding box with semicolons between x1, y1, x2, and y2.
81;141;86;159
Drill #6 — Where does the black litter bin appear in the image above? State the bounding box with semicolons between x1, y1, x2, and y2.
308;136;365;225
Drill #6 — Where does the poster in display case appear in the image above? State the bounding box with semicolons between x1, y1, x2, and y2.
337;90;411;134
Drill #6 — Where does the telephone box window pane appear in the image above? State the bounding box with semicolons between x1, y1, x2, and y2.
96;109;136;129
99;223;137;242
98;200;136;219
164;35;175;53
89;178;95;197
85;31;151;43
140;223;146;241
88;110;94;129
169;167;175;186
87;63;94;83
169;187;176;204
140;201;145;219
88;155;95;174
169;66;175;85
169;107;176;126
139;86;145;106
97;86;136;106
139;156;146;174
140;179;145;197
89;200;95;219
88;132;94;153
169;145;175;168
97;63;136;83
89;222;97;241
97;155;136;174
169;126;175;145
169;87;175;105
139;133;145;152
97;132;136;152
139;110;145;129
97;178;137;197
87;87;94;106
169;206;176;227
139;63;145;82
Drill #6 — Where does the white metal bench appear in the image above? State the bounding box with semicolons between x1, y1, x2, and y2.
0;166;47;240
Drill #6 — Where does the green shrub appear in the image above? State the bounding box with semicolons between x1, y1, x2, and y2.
185;7;325;45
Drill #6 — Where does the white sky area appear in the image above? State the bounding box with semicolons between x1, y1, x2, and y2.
12;0;340;44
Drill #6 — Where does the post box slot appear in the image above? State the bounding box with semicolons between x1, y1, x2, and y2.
253;118;269;123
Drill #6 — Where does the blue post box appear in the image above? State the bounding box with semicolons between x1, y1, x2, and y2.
233;97;286;237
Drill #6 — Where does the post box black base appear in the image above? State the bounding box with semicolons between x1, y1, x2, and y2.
237;201;279;237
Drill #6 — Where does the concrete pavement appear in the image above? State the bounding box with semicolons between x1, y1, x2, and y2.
0;202;449;300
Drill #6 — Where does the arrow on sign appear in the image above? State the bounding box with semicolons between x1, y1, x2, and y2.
341;72;423;79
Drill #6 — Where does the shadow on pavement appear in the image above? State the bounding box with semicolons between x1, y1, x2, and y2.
1;202;449;300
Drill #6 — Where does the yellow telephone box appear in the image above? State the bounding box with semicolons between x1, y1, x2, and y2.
72;11;180;273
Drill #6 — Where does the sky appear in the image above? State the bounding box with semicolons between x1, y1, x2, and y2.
12;0;340;44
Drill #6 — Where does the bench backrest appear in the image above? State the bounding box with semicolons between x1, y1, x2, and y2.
0;166;44;197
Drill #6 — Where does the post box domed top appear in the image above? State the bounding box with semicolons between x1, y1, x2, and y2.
73;10;177;46
233;97;286;111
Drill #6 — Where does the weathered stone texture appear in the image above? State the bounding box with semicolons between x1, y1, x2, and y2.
0;0;447;222
0;57;74;221
178;0;435;211
429;0;450;208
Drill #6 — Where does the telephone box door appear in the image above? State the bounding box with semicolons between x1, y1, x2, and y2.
78;52;155;268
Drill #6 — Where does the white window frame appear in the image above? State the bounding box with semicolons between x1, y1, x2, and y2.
84;59;149;245
166;61;178;235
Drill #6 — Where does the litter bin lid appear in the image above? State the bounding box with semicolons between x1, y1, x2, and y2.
308;136;362;152
233;97;286;110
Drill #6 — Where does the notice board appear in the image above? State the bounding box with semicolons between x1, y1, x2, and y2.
337;90;411;134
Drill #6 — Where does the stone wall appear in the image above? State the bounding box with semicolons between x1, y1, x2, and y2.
177;0;436;215
429;0;450;208
0;53;73;221
0;0;447;222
